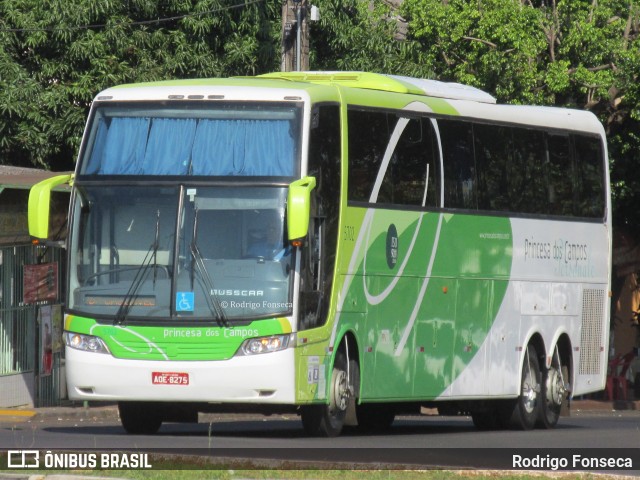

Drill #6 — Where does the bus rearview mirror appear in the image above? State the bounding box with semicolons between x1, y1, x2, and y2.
28;174;73;243
287;176;317;243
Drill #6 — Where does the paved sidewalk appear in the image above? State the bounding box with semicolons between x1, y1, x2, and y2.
0;403;118;423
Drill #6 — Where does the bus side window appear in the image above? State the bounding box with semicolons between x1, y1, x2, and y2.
347;108;392;202
572;134;605;218
510;127;547;215
474;124;511;212
378;117;439;208
546;134;573;216
439;119;477;210
299;104;340;331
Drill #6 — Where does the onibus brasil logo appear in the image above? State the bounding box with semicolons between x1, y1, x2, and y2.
7;450;152;469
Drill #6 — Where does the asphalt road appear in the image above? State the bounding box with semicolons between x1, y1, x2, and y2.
1;404;639;471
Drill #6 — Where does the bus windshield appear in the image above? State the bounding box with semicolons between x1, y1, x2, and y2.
69;185;293;322
79;101;301;177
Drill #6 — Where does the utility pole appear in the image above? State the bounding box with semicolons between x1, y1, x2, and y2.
281;0;309;72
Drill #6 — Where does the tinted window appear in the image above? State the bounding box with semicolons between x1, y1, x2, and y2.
439;119;476;209
547;134;574;216
302;105;341;329
573;135;605;217
511;128;548;214
347;109;394;202
475;124;511;211
377;117;440;207
347;108;605;219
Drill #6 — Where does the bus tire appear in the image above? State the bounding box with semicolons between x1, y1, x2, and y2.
118;402;163;435
300;350;352;437
508;345;541;430
539;363;569;429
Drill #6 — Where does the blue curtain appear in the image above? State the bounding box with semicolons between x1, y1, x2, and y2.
191;119;294;176
144;118;197;175
100;117;150;175
86;117;294;176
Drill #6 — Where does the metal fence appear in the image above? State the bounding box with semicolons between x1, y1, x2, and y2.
0;244;64;407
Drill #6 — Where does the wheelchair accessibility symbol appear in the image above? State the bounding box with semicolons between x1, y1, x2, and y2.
176;292;194;312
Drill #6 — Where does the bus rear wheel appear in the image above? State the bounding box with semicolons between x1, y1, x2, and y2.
539;362;569;429
118;401;163;435
301;350;353;437
508;345;541;430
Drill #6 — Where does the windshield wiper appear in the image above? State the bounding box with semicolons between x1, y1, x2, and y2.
114;210;161;326
190;207;228;326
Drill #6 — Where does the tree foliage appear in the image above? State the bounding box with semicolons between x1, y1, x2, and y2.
0;0;280;170
401;0;640;237
1;0;640;236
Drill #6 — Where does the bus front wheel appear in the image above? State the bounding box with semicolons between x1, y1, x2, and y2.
118;402;163;435
301;350;353;437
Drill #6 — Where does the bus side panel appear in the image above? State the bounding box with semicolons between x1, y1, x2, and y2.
450;279;491;397
412;276;456;398
341;207;513;401
508;218;610;395
363;275;419;399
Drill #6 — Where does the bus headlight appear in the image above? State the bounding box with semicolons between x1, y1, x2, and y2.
65;332;111;354
239;334;291;355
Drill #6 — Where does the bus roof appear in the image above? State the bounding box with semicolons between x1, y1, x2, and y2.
257;71;497;104
96;72;496;104
92;72;604;136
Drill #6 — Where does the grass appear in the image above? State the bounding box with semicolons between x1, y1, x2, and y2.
2;469;634;480
3;454;636;480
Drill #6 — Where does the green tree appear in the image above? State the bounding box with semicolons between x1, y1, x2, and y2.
0;0;280;170
402;0;640;237
309;0;412;74
2;0;640;240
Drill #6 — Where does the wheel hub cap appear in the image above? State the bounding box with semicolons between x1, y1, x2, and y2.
330;370;349;412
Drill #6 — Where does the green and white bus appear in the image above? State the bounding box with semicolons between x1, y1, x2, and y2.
29;72;611;437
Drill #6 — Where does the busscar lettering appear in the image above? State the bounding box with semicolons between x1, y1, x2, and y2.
211;289;264;297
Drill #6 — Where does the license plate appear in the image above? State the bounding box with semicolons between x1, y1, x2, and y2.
152;372;189;386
